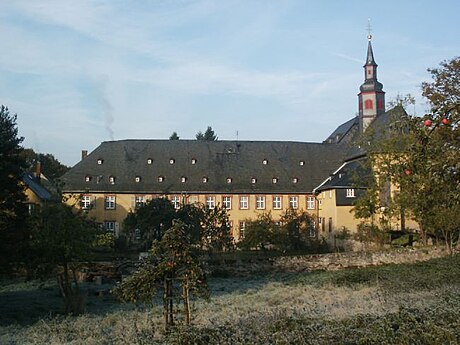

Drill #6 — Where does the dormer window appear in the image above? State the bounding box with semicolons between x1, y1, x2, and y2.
97;159;103;165
202;177;208;183
292;177;298;184
272;177;278;184
158;176;164;183
135;176;141;183
262;159;268;165
191;158;197;165
251;177;257;184
299;160;305;166
147;158;153;165
181;177;187;183
85;175;91;182
226;177;232;184
169;158;175;165
109;176;115;184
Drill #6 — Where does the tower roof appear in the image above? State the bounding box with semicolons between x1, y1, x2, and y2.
365;37;377;66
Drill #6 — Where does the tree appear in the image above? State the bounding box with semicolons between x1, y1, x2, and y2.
123;198;176;249
0;105;28;270
123;198;234;252
196;126;218;141
29;202;99;314
169;132;180;140
21;148;70;181
239;212;277;250
199;204;234;252
114;220;208;329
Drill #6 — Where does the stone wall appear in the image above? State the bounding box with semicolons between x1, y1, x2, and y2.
210;247;450;276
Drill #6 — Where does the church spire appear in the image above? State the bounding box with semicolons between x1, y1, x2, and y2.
358;28;385;132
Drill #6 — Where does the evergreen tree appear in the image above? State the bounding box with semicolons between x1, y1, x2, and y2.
196;126;218;141
0;105;28;269
21;148;70;181
169;131;180;140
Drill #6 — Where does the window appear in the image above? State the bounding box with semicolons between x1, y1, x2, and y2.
328;217;332;232
169;158;175;164
109;176;116;184
206;196;215;209
292;177;298;184
273;196;282;210
226;177;232;184
104;221;116;232
97;159;103;165
202;176;208;183
299;160;305;166
171;195;181;209
181;176;187;183
105;195;116;210
251;177;257;184
307;196;315;210
191;158;197;165
262;159;268;165
272;177;278;184
289;196;298;209
222;196;232;210
239;196;249;210
81;195;92;210
134;196;145;209
321;217;325;232
147;158;153;165
346;188;356;198
256;196;265;210
158;176;164;182
307;223;316;238
364;99;373;109
135;176;141;183
85;175;91;182
239;221;246;239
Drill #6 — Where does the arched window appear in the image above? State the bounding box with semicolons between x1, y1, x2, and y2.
364;99;373;109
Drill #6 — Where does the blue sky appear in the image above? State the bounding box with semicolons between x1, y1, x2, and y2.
0;1;459;166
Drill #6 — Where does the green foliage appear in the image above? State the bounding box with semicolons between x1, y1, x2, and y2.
20;148;70;181
169;132;180;140
29;202;99;314
123;198;175;249
354;222;387;248
93;231;115;249
239;210;315;252
123;198;233;253
114;220;208;327
0;105;28;270
199;205;234;252
196;126;218;141
238;212;276;250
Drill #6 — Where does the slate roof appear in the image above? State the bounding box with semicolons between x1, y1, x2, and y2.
61;140;348;195
324;116;358;144
22;173;53;201
314;159;370;193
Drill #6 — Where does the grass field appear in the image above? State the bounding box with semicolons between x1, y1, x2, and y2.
1;254;459;344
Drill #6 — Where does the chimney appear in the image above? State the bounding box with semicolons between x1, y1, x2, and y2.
81;150;88;160
35;161;41;184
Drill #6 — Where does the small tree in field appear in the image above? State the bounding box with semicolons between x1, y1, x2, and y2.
114;220;208;329
30;202;99;314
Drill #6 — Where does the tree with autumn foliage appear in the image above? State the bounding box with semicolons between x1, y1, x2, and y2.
354;57;460;253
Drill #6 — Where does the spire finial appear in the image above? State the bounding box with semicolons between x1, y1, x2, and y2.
367;18;372;40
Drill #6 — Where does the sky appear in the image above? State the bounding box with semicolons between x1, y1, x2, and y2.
0;1;459;166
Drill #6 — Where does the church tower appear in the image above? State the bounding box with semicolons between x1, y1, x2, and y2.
358;34;385;132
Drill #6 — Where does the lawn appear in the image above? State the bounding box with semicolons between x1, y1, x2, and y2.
1;254;459;344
